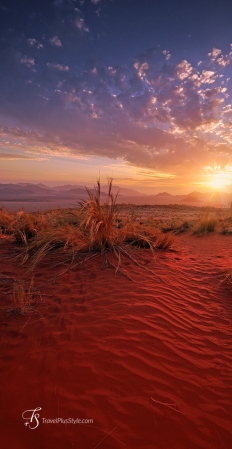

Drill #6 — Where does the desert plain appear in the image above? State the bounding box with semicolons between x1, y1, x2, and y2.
0;202;232;449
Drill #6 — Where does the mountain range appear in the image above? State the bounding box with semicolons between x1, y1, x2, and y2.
0;183;231;209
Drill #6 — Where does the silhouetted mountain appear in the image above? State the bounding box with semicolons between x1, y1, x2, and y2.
0;183;231;209
0;183;53;196
62;188;88;195
52;184;84;192
181;196;203;202
36;183;52;189
61;188;107;196
101;185;147;196
156;192;173;197
186;191;204;198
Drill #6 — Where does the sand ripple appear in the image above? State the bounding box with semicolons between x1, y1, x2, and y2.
0;234;232;448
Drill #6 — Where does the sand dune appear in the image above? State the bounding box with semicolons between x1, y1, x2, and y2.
0;233;232;448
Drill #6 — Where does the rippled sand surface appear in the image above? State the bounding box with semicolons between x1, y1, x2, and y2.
0;233;232;448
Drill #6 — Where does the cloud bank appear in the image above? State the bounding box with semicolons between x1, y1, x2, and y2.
1;41;232;175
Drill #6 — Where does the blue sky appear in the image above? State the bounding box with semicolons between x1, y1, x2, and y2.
1;0;232;192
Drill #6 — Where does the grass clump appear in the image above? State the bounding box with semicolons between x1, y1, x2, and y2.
79;179;120;251
226;272;232;286
22;225;86;271
162;219;192;234
0;208;14;237
0;209;49;244
222;270;232;292
17;180;174;273
219;216;232;235
193;214;217;235
121;223;174;251
10;276;35;314
78;179;174;255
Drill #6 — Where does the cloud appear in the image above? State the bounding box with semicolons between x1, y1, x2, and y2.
47;63;69;71
49;36;62;47
208;46;232;67
162;50;171;61
0;152;45;160
50;4;90;36
20;56;36;68
91;0;101;4
27;38;43;49
199;70;217;84
176;60;193;80
1;46;232;174
75;18;89;32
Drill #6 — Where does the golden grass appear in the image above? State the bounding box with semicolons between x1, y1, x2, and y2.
220;215;232;234
22;225;86;271
13;180;174;272
121;222;174;250
224;271;232;289
11;276;35;314
0;208;14;237
79;179;120;250
0;209;48;244
9;182;232;275
193;213;217;235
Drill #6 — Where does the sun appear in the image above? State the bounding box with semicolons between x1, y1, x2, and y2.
208;173;229;190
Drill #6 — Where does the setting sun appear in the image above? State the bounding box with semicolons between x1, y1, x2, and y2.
209;174;228;189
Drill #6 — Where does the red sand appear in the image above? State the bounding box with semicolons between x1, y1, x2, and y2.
0;233;232;449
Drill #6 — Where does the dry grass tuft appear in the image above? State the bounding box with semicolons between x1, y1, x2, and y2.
79;178;120;250
0;209;49;244
17;180;174;272
0;208;14;237
78;181;174;256
219;215;232;235
193;214;217;235
22;225;86;271
224;271;232;289
1;181;174;277
121;223;174;251
10;276;35;314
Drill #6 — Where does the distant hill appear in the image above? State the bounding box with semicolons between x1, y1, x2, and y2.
52;184;84;192
181;195;203;203
156;192;173;197
62;188;88;195
64;188;107;196
0;183;54;196
186;191;205;200
0;183;231;209
101;185;147;196
18;183;52;190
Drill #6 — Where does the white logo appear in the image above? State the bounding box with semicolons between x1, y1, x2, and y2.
22;407;41;429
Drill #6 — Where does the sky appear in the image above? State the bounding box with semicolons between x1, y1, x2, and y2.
1;0;232;193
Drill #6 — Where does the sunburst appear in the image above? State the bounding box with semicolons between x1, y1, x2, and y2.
208;172;230;189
